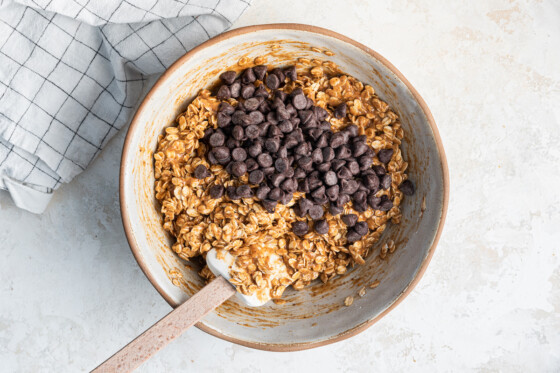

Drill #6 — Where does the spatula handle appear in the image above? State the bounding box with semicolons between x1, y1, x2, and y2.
92;276;235;373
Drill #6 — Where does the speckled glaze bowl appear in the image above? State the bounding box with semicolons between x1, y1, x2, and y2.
120;24;449;351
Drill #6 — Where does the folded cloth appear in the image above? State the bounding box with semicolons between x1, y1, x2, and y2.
0;0;250;213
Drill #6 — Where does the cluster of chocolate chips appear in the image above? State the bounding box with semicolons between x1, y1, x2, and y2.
196;65;415;241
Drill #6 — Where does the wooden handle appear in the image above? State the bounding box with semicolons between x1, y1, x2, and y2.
92;276;235;373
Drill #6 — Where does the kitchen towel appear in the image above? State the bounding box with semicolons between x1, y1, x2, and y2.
0;0;250;213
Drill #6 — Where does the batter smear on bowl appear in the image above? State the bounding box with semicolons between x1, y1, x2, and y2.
154;58;415;303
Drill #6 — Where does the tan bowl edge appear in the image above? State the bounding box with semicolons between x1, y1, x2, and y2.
119;23;450;352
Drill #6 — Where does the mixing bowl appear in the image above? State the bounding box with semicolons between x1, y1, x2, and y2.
120;23;449;351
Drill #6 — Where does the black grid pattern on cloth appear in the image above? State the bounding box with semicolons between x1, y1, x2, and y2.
0;0;250;195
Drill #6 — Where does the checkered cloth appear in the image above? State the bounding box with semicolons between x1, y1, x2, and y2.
0;0;250;213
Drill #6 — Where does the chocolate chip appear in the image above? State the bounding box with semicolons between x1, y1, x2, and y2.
317;162;331;173
232;125;244;141
260;199;276;213
276;106;290;120
265;138;281;153
256;184;270;200
316;133;329;148
308;176;322;191
326;185;339;201
246;158;258;171
280;192;293;205
269;173;286;188
345;124;358;137
353;135;367;143
398;180;415;196
241;68;256;84
249;169;264;184
347;160;360;175
336;146;352;159
330;132;346;148
368;194;381;208
226;138;241;149
298;179;310;193
283;137;299;149
359;155;373;170
217;112;231;128
294;168;306;179
212;146;230;161
311;185;326;202
193;165;209;179
285;103;296;116
209;184;224;198
275;158;289;173
236;185;253;198
247;111;264;125
241;84;255;99
265;74;280;89
231;110;245;125
268;125;283;138
378;148;394;163
244;98;260;111
363;174;380;191
281;178;297;193
220;71;236;84
231;161;247;177
230;81;241;98
381;174;391;189
336;166;352;180
209;131;225;147
284;65;297;81
334;103;347;119
292;92;307;110
295;142;309;155
379;199;393;211
245;124;260;139
313;106;328;121
353;221;368;236
267;111;279;125
329;203;343;215
216;85;231;100
341;179;359;194
262;166;275;175
275;146;287;159
247;142;261;158
352;142;369;157
341;214;357;227
353;201;368;213
254;84;269;99
331;159;346;171
309;219;328;236
299;110;314;124
278;120;293;133
274;90;288;102
268;187;284;201
253;65;267;80
308;205;324;220
218;102;235;115
319;147;334;162
297;156;313;171
232;147;247;161
324;170;338;186
311;148;323;164
292;221;309;236
226;186;239;200
373;165;386;176
346;230;361;243
207;151;219;165
271;68;285;82
297;198;313;213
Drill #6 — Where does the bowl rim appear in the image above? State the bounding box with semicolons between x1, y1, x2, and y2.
120;23;449;352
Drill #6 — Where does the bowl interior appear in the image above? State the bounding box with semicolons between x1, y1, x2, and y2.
121;25;446;349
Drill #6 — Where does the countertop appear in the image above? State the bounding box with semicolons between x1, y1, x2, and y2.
1;0;559;371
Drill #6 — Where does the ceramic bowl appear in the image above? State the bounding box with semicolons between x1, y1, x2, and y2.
120;24;449;351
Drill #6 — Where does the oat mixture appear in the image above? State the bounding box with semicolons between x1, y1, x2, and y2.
154;57;414;302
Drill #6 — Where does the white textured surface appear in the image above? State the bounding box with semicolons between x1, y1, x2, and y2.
1;0;559;371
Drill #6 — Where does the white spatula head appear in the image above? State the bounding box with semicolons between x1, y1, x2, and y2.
206;248;291;307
